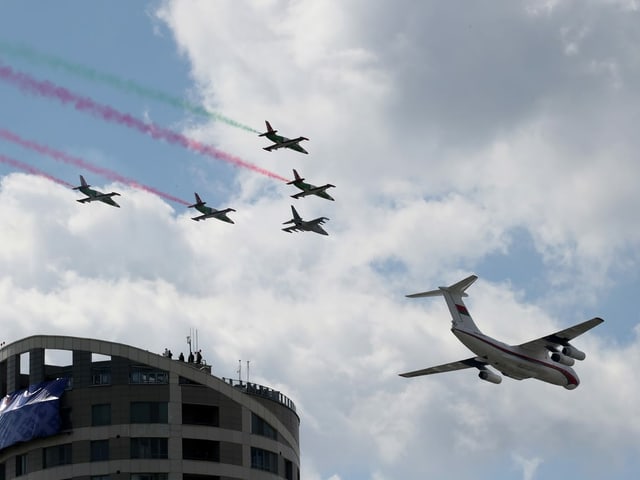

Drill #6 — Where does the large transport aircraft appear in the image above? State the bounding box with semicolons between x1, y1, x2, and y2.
73;175;121;208
259;121;309;154
399;275;603;389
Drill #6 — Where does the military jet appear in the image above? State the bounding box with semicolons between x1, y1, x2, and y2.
73;175;121;208
282;205;329;235
188;193;236;223
287;169;335;201
399;275;604;389
259;121;309;154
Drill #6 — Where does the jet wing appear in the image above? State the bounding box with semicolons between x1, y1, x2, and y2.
310;217;328;226
264;137;308;153
100;196;121;208
282;225;304;233
517;317;604;353
291;184;334;199
263;144;281;152
399;357;487;378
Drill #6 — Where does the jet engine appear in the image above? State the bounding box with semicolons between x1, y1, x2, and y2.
551;352;575;366
478;369;502;384
562;345;586;361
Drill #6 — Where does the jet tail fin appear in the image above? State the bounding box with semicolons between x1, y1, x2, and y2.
72;174;89;190
287;169;304;185
188;192;206;209
259;120;277;137
290;205;302;221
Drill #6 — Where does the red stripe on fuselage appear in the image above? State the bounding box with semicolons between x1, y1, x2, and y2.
453;328;579;387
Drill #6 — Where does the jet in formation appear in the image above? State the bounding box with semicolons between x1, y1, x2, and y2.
399;275;603;389
282;205;329;235
287;169;335;201
73;175;121;208
188;193;236;223
259;121;309;154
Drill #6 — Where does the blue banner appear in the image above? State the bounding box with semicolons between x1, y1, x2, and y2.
0;378;68;451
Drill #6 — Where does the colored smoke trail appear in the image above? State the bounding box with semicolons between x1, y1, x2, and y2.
0;152;73;188
0;40;260;133
0;129;190;206
0;64;288;182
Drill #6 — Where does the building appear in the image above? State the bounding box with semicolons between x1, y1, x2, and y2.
0;335;300;480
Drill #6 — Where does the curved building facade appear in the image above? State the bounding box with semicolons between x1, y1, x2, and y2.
0;335;300;480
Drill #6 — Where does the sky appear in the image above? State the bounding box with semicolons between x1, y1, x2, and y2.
0;1;639;479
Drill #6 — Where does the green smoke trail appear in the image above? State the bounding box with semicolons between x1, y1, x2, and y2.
0;40;260;133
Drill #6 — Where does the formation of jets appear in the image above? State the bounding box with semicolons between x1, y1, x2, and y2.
399;275;604;389
73;121;334;235
71;120;606;389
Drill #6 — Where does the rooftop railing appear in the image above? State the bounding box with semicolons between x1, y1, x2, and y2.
222;378;297;414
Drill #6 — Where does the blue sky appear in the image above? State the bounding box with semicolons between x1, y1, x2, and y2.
1;1;639;479
0;1;231;205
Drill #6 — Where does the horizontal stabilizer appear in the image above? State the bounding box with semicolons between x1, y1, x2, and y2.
406;274;478;298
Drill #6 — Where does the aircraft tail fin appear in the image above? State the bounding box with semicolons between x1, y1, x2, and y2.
188;192;206;209
287;169;304;185
407;275;481;333
259;120;277;137
283;205;302;224
73;174;89;190
290;205;301;221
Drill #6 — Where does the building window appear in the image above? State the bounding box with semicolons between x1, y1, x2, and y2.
43;443;72;468
251;447;278;474
90;439;109;462
130;437;168;459
92;403;111;426
182;438;220;462
15;455;26;476
130;366;168;384
91;366;111;385
130;401;168;423
251;413;278;440
60;406;73;430
130;475;168;480
91;476;110;480
182;404;219;426
285;459;293;480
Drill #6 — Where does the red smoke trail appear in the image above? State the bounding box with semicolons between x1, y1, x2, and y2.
0;152;73;187
0;64;289;182
0;128;190;206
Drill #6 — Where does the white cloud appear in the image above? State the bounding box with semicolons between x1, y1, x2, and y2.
152;1;640;477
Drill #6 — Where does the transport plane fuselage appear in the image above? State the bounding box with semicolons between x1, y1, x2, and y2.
451;326;579;388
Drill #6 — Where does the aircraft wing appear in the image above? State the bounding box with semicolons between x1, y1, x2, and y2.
291;185;334;199
100;196;121;208
264;137;308;153
399;357;487;378
517;317;604;353
310;217;328;226
282;225;304;233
